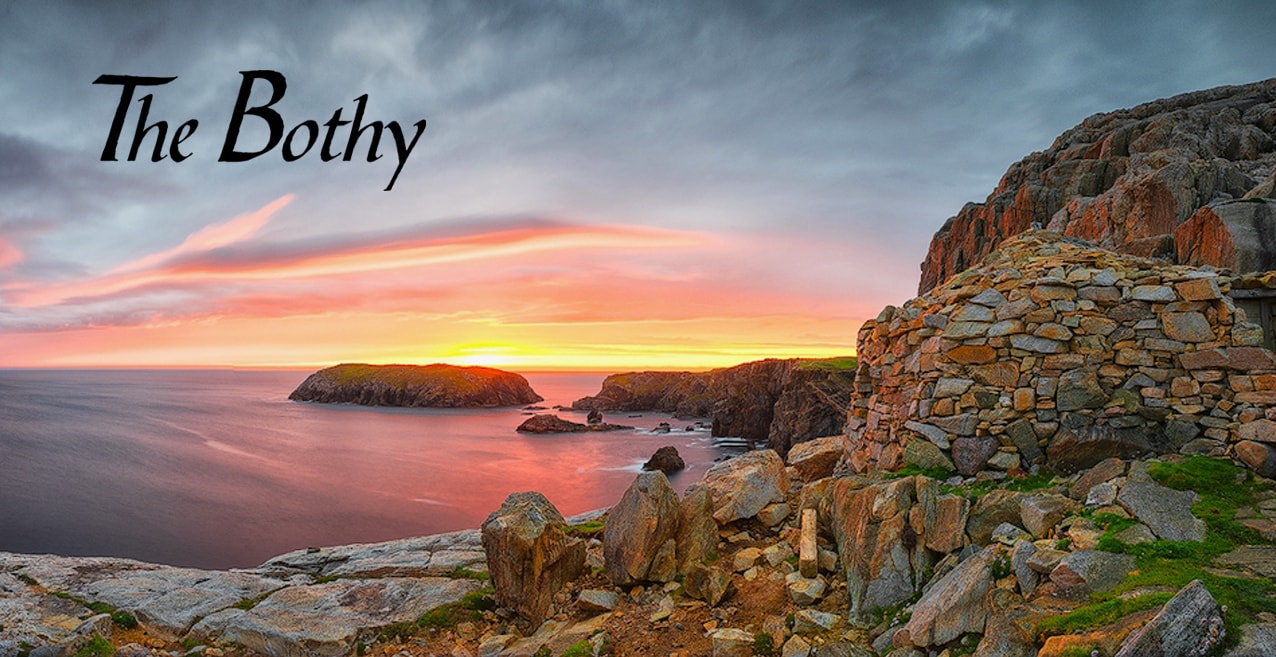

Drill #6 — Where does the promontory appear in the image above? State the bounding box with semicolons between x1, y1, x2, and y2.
288;363;543;407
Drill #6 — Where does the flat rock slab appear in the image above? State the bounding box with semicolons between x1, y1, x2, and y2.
3;552;287;641
258;530;487;579
1117;478;1206;542
193;577;480;657
1216;546;1276;579
1114;580;1224;657
1224;623;1276;656
0;570;96;653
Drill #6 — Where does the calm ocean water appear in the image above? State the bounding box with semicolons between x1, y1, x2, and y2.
0;370;737;569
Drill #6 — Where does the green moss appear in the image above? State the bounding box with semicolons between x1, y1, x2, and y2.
1037;593;1174;638
16;573;37;586
890;464;954;480
1052;457;1276;648
313;575;340;584
560;641;593;657
566;520;606;538
1003;470;1058;492
796;357;858;371
383;587;496;639
990;553;1012;580
752;631;775;656
533;647;552;657
449;565;489;581
73;636;114;657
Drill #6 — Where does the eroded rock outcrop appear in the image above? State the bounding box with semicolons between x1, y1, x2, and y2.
920;78;1276;294
480;492;585;624
572;358;855;455
289;363;543;408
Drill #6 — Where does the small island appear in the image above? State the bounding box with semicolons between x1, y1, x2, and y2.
288;363;543;408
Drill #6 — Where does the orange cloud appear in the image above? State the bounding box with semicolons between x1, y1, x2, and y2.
110;194;294;274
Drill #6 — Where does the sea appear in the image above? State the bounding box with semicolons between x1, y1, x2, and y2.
0;369;743;570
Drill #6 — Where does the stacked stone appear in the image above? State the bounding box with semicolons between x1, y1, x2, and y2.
848;230;1276;476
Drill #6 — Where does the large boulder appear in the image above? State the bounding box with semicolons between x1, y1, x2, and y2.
480;492;586;623
1049;550;1136;597
1114;579;1225;657
703;449;790;524
786;435;845;481
675;485;719;572
604;472;681;585
904;548;995;647
642;446;686;473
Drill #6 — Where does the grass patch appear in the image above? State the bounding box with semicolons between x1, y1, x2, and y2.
73;636;114;657
380;587;496;641
561;640;593;657
1037;592;1173;638
796;356;857;371
752;631;775;655
1045;456;1276;648
890;464;954;481
449;565;489;581
566;520;605;538
1003;470;1058;492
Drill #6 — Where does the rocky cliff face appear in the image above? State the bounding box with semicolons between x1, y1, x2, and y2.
289;363;543;407
920;78;1276;294
571;358;855;455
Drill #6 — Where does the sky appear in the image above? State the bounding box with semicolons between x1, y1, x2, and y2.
1;1;1275;370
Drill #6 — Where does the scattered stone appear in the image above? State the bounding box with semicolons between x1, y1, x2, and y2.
683;564;734;607
782;635;812;657
1236;440;1276;478
710;627;755;657
966;489;1025;546
1223;622;1276;657
676;485;718;572
1114;580;1224;657
953;436;1000;476
785;572;827;606
732;547;763;573
642;446;686;473
1025;548;1067;574
792;609;842;635
1011;540;1039;597
516;414;633;433
757;503;792;528
604;472;680;585
576;589;618;612
1112;523;1157;545
904;439;955;472
481;491;586;623
1019;494;1076;539
991;523;1031;546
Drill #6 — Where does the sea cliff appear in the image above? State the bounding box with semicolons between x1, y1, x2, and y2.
288;363;543;408
571;357;856;456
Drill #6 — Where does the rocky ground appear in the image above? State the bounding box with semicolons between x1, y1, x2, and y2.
9;436;1276;657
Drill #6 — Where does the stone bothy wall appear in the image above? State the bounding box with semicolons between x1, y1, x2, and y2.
847;230;1276;477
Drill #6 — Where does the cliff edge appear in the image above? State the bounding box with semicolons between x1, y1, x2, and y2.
289;363;543;408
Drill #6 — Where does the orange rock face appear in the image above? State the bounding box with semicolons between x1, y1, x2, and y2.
919;79;1276;294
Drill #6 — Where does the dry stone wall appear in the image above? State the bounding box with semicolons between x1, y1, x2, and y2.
847;230;1276;477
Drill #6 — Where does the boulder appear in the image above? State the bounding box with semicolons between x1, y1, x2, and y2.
1010;540;1039;597
903;439;955;473
604;472;681;585
1048;425;1157;473
952;436;999;476
711;628;755;657
1049;550;1136;596
480;492;586;623
576;589;619;612
675;485;718;571
1116;477;1206;542
703;449;790;524
1223;622;1276;656
1068;457;1126;500
642;446;686;473
683;563;733;607
786;435;845;481
966;489;1024;546
785;572;827;606
904;548;995;647
1114;579;1225;657
1019;494;1076;539
1235;440;1276;478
